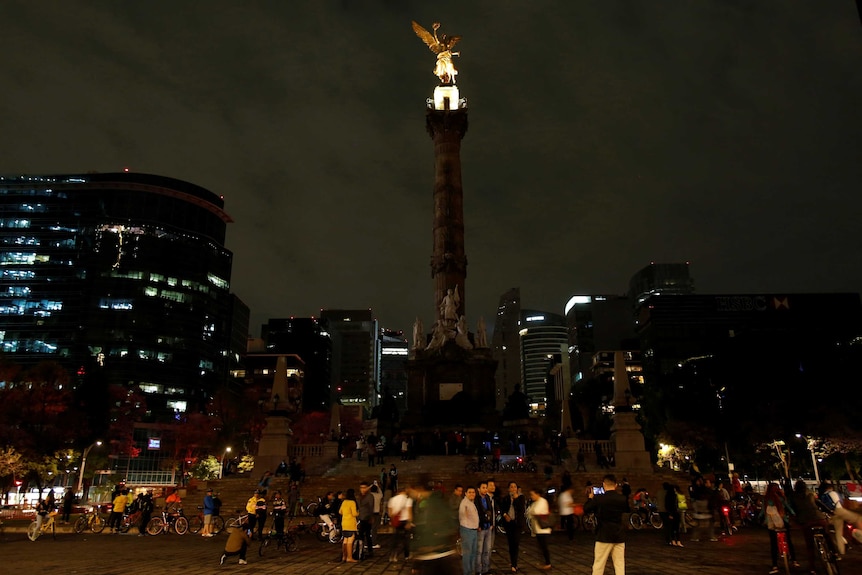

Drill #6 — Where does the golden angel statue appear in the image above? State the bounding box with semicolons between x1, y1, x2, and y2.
411;21;462;84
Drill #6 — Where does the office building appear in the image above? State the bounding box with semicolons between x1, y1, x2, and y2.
0;172;238;422
629;262;694;307
320;309;378;409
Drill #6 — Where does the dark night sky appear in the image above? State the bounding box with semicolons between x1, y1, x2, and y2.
3;1;861;336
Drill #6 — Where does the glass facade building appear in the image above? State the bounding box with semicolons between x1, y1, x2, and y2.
0;172;236;422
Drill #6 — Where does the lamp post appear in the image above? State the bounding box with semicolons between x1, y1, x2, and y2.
796;434;821;484
76;440;102;500
219;447;232;479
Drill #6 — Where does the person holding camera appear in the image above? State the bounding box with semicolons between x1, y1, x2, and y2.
584;474;628;575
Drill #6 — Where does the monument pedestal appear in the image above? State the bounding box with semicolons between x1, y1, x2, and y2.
256;414;293;474
610;410;652;471
405;341;497;430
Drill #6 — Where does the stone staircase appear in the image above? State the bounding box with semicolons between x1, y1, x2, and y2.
199;454;694;520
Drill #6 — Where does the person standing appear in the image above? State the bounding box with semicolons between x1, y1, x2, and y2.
500;481;526;573
475;481;496;575
584;474;628;575
271;490;287;536
558;484;576;541
357;481;376;556
389;464;399;497
459;486;480;575
388;485;413;562
370;481;383;549
245;490;262;538
201;488;216;537
526;488;552;570
340;488;360;563
109;489;128;533
408;475;460;575
138;489;154;536
61;487;75;523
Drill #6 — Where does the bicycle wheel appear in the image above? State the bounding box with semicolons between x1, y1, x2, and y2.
188;515;203;534
315;525;329;542
225;517;240;533
212;515;225;534
174;515;189;535
649;513;663;529
258;537;270;556
780;552;791;575
525;462;537;473
629;512;643;530
328;528;343;544
146;517;164;535
74;516;88;534
815;535;841;575
27;521;40;541
305;502;318;516
91;514;106;533
285;534;298;552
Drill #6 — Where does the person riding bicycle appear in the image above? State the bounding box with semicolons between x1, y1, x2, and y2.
34;497;50;531
760;482;800;574
818;480;862;554
790;480;832;572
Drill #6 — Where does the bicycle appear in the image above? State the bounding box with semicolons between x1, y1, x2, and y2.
74;506;107;534
28;510;57;541
629;500;663;530
581;512;597;533
118;509;144;533
188;506;225;535
774;529;792;575
811;524;841;575
146;506;189;535
225;510;251;533
259;527;299;556
718;503;737;536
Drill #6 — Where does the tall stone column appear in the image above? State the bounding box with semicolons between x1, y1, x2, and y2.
427;104;468;320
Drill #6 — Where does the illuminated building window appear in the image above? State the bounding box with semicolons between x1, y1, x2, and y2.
207;273;229;290
99;298;133;310
140;383;163;394
167;400;187;412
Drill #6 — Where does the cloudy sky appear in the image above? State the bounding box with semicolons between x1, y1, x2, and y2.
3;1;861;336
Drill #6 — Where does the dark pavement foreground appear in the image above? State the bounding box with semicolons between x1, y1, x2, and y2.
2;523;860;575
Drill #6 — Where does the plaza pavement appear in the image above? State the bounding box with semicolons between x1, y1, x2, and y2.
3;520;860;575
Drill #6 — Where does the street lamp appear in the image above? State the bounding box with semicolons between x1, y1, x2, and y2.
219;447;232;479
796;433;821;484
76;440;102;500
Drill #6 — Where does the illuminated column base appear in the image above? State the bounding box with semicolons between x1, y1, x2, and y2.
433;85;460;111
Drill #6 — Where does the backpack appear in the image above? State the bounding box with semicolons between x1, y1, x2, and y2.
819;491;838;512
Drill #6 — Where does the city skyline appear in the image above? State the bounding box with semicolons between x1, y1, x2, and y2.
3;1;861;335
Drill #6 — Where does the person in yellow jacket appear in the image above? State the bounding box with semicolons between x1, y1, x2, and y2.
245;490;265;538
109;489;129;533
220;520;252;565
340;488;360;563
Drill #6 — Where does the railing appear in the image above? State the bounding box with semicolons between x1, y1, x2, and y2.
290;443;339;459
570;440;615;456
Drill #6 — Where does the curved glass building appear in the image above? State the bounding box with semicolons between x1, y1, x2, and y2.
0;172;235;421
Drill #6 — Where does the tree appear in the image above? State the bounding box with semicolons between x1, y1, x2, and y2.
189;455;221;480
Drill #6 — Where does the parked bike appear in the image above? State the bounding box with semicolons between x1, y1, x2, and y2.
146;506;189;535
74;506;107;534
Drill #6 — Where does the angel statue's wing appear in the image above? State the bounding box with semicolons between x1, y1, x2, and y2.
443;35;462;51
412;20;442;53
